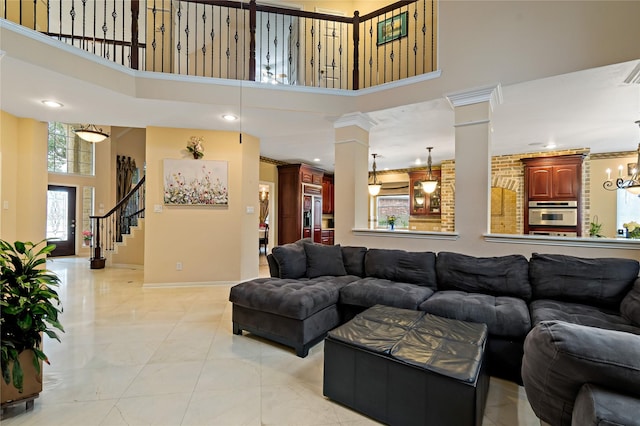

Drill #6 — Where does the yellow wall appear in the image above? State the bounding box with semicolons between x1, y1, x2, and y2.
0;111;47;243
143;127;259;285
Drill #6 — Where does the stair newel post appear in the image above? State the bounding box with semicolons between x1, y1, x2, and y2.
90;216;106;269
352;10;360;90
249;0;257;82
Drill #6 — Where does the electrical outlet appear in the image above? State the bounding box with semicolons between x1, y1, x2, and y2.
176;262;183;271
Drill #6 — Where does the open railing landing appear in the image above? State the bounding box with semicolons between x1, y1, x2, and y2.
2;0;437;90
89;175;145;269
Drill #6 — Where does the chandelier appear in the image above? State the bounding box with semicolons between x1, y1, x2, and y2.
368;153;382;196
603;120;640;196
73;124;109;143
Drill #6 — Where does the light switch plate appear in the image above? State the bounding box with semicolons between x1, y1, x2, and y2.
246;206;255;214
154;204;163;213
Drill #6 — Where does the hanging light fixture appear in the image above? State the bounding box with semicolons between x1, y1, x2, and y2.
73;124;109;143
421;147;438;194
603;120;640;196
368;153;382;196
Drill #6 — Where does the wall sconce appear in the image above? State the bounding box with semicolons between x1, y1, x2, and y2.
368;153;382;196
421;147;438;194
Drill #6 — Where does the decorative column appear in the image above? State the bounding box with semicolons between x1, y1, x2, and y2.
445;84;502;239
334;112;377;245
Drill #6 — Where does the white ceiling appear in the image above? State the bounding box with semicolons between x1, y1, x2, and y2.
1;23;639;173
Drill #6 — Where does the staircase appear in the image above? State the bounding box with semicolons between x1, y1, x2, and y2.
90;176;145;269
106;219;145;269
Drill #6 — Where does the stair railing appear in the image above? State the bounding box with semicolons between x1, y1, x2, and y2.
89;175;146;269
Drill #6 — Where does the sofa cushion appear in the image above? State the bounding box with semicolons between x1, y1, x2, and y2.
341;246;368;277
529;253;639;309
229;276;358;320
522;321;640;426
529;299;640;335
436;252;531;300
418;291;531;338
271;242;307;279
304;243;346;278
339;277;435;310
572;383;640;426
621;278;640;327
364;249;437;289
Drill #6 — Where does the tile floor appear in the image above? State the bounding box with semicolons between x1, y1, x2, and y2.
1;256;541;425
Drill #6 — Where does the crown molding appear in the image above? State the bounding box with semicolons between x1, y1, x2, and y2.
445;83;503;110
334;112;377;131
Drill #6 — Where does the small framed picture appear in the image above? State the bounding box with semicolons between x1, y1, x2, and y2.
377;11;408;45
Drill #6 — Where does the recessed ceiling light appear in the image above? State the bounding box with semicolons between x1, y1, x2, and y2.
42;100;63;108
384;167;389;171
222;114;238;121
415;158;422;165
545;142;557;149
313;158;320;162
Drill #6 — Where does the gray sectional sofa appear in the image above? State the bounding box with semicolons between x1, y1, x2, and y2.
229;240;640;424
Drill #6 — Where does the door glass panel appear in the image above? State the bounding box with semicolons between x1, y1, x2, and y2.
47;190;69;241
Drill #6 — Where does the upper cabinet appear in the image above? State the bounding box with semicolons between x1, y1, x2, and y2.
408;170;441;216
522;155;583;201
322;174;334;215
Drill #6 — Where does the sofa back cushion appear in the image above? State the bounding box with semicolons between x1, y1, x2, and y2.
436;252;532;300
364;249;437;289
529;253;640;309
271;240;309;279
341;246;368;277
304;243;347;278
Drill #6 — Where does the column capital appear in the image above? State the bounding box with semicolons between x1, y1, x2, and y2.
445;84;503;111
334;112;377;132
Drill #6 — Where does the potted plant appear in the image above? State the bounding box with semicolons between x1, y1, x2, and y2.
1;240;64;407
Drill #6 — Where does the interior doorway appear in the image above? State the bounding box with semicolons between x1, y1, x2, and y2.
47;185;76;256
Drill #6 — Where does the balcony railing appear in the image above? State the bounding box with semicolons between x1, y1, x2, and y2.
2;0;436;89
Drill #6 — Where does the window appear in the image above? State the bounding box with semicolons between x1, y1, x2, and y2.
48;122;94;175
376;195;410;229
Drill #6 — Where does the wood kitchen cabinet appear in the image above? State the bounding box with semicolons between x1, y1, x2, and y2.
321;229;334;245
408;170;441;216
522;155;583;201
277;164;324;245
322;174;334;214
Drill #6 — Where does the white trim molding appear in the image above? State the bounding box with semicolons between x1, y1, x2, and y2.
445;83;503;111
334;112;378;132
484;233;640;250
353;228;460;240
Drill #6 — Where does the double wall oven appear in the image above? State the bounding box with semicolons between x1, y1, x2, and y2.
528;201;578;237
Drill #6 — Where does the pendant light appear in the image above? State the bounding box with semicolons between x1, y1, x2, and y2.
421;147;438;194
368;153;382;196
74;124;109;143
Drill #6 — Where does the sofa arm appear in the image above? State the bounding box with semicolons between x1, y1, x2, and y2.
621;277;640;327
522;321;640;426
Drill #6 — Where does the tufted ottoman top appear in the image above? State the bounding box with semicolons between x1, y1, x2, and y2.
328;304;488;383
229;276;359;320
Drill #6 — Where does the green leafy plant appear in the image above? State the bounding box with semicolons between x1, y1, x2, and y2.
589;217;603;238
0;240;64;393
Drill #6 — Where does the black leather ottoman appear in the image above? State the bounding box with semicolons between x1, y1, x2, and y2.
323;305;489;426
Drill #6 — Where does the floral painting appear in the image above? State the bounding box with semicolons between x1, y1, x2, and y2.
163;159;228;206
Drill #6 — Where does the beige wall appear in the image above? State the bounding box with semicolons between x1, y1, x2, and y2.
259;160;278;249
144;127;259;285
0;111;47;243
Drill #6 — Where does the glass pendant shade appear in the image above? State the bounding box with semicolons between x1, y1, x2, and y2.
421;180;438;194
368;184;382;196
74;124;109;143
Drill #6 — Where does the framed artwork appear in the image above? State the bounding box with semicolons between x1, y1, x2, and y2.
163;159;228;206
377;11;408;45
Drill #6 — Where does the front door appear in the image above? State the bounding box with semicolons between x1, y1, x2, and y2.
46;185;76;256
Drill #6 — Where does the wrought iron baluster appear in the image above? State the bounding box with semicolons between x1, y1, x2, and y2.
210;5;215;78
201;5;206;77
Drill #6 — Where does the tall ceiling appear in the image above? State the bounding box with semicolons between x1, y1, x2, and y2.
1;19;639;172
